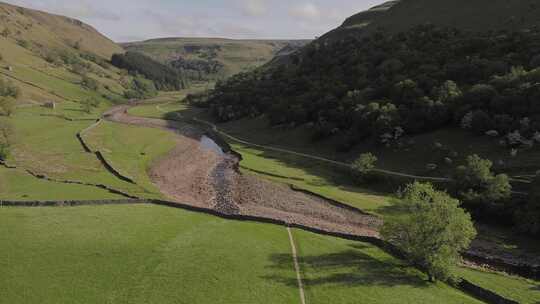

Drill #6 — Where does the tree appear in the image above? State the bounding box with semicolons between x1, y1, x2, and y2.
0;79;20;98
454;155;511;203
0;120;13;160
435;80;462;103
351;152;377;181
381;182;477;282
0;97;15;117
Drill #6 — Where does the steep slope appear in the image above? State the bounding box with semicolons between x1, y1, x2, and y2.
123;38;309;80
325;0;540;40
204;1;540;176
0;2;132;105
0;2;122;58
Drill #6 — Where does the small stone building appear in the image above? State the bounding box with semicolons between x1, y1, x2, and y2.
44;101;56;109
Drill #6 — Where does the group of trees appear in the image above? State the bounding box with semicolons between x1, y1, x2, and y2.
123;76;157;100
203;25;540;151
454;155;512;204
170;57;224;81
111;52;188;91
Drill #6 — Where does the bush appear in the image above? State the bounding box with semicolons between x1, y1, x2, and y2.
81;76;99;91
0;120;13;160
0;97;15;116
351;152;378;182
0;79;20;98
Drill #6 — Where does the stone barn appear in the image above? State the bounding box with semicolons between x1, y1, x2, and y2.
44;101;56;109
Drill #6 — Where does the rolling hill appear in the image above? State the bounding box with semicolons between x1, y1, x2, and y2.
122;38;309;80
0;2;130;105
325;0;540;40
0;2;122;58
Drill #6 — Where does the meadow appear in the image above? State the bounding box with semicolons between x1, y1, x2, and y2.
82;120;178;198
127;97;540;302
0;204;482;304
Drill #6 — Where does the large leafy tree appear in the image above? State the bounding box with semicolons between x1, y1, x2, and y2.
382;182;477;282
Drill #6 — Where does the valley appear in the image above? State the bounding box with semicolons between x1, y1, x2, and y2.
1;1;539;304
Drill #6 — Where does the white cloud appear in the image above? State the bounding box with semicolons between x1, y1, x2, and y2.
289;3;321;21
240;0;267;17
3;0;388;41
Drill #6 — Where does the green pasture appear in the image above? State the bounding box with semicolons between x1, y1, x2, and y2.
0;204;480;304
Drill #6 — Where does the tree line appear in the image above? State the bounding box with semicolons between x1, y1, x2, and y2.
203;25;540;151
111;52;188;91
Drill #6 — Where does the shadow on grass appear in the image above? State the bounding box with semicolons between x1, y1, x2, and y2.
263;247;429;289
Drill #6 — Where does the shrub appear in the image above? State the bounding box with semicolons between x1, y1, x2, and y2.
0;120;13;160
0;79;20;98
81;76;99;91
0;97;15;116
351;152;378;182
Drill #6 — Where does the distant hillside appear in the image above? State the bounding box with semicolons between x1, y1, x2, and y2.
122;38;309;80
0;2;122;58
325;0;540;40
0;2;143;106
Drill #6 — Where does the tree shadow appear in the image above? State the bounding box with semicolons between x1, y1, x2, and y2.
263;247;429;289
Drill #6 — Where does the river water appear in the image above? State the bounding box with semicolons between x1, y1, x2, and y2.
200;135;224;156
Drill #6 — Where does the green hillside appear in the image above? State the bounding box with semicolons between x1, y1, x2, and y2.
0;2;122;58
327;0;540;40
123;38;308;80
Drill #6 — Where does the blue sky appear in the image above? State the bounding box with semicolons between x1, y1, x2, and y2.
6;0;386;42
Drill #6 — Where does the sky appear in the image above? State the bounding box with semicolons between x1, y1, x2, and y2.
5;0;386;42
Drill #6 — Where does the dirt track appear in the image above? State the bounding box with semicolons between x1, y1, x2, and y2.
104;105;381;237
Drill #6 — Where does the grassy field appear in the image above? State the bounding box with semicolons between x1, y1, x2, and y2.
82;120;178;198
0;100;151;200
0;167;122;200
290;229;482;304
0;204;479;304
456;267;540;304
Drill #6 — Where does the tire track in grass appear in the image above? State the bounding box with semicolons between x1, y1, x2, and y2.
287;226;307;304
